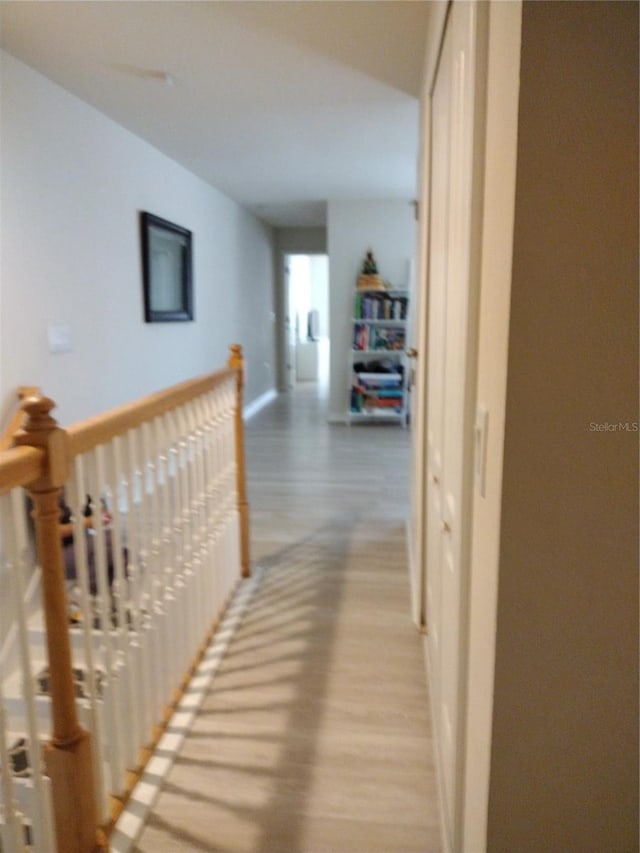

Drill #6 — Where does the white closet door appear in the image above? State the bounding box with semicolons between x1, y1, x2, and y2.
425;2;481;848
425;7;453;711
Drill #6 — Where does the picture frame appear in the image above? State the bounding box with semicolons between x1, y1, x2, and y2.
140;212;193;322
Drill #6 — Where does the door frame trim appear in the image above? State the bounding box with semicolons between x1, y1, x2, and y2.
416;2;491;850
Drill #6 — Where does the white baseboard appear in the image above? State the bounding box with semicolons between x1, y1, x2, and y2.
243;388;277;421
423;634;452;853
405;519;419;629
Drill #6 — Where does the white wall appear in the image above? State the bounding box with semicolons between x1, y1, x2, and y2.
288;255;329;342
0;52;277;427
309;256;329;339
327;199;415;421
273;228;327;390
288;255;313;342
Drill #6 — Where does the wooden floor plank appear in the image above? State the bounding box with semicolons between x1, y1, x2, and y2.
135;384;440;853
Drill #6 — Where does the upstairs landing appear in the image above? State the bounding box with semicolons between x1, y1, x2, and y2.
131;383;441;852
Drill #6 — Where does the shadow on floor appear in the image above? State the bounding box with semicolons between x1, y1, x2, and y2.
137;512;360;853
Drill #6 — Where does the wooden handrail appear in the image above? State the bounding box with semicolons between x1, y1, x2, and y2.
0;386;40;452
0;350;250;851
0;444;46;495
13;397;98;853
0;371;233;493
1;370;235;482
67;367;235;458
227;344;251;577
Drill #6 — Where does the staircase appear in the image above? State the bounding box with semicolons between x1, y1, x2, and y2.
0;346;250;853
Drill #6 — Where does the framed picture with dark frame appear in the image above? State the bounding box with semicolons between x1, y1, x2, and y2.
140;212;194;322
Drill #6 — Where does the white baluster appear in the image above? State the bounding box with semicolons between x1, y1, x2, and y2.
0;495;34;853
126;430;154;744
85;447;126;796
201;390;218;617
106;437;139;772
186;399;207;641
211;390;223;610
201;394;216;626
178;404;195;647
66;460;110;820
0;672;28;853
166;413;189;681
174;407;196;665
7;490;56;852
198;394;216;627
139;422;163;720
155;416;180;692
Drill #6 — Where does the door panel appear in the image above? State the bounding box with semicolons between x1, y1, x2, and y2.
424;3;480;849
425;1;453;824
284;261;296;389
425;4;452;701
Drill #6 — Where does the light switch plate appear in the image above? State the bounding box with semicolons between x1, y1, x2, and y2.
474;404;489;497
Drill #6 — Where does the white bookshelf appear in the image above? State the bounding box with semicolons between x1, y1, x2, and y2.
349;289;408;425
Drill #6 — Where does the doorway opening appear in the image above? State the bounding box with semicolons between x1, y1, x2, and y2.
285;254;330;394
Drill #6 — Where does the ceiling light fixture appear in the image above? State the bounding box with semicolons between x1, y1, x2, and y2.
145;70;174;87
117;66;176;87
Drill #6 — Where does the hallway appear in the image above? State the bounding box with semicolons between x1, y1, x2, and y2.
133;384;440;852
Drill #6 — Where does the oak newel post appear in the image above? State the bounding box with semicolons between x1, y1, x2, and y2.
227;344;251;577
14;397;99;853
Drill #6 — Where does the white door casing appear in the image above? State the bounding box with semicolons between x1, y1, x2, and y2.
408;0;450;634
284;260;297;390
423;2;484;850
425;5;453;710
408;106;430;629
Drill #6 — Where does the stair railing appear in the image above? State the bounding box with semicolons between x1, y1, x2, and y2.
0;345;250;853
0;387;40;453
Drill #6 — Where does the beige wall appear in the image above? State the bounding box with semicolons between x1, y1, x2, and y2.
488;3;638;850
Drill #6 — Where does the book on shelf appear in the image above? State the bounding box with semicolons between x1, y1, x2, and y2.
366;398;403;409
353;383;402;399
370;326;406;350
354;292;408;321
353;323;369;350
350;393;403;414
371;389;403;399
350;284;409;422
357;374;402;390
353;324;406;352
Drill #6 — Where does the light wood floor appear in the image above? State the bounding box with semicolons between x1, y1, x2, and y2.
136;383;441;853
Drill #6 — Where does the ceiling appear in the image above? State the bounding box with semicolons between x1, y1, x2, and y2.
0;1;432;228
